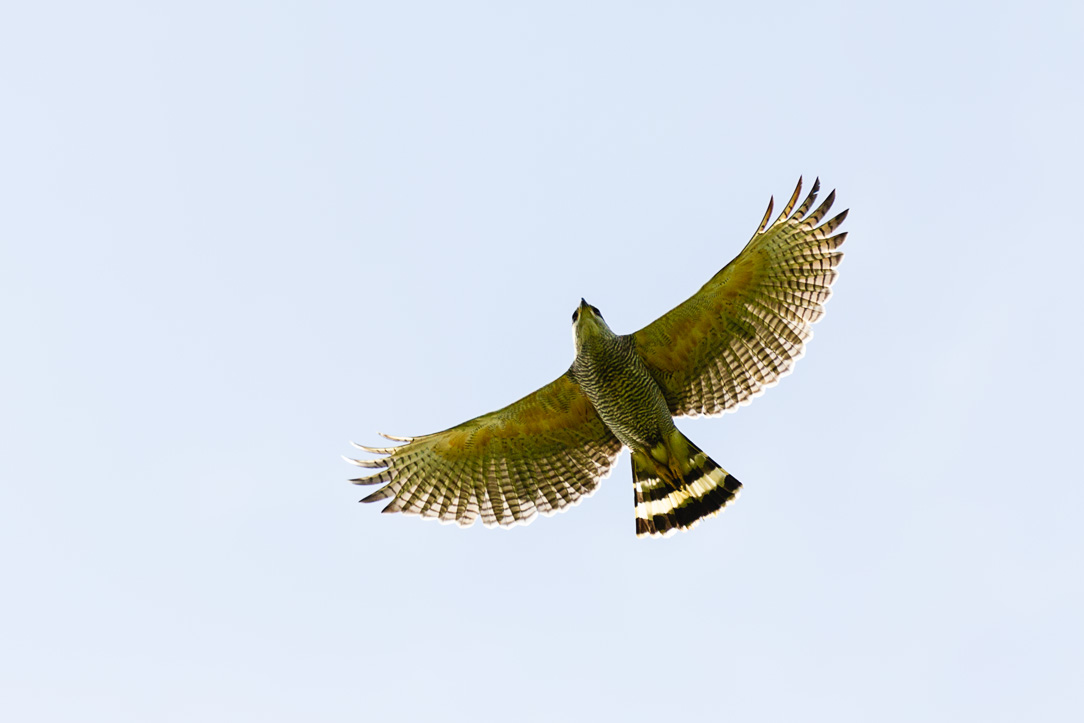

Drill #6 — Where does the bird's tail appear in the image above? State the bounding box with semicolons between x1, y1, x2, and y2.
631;430;742;538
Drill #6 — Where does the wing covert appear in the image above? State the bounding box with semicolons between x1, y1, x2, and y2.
347;373;623;528
631;177;848;417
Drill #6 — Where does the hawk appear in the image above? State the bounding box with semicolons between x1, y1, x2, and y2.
347;178;847;537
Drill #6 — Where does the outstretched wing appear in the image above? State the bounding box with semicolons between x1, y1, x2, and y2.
347;373;623;528
631;177;847;418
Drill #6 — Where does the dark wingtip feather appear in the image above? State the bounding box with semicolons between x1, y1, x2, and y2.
757;196;775;234
778;176;803;221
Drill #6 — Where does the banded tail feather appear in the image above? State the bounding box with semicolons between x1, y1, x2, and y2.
631;432;742;538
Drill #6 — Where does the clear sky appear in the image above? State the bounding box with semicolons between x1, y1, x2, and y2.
2;1;1082;721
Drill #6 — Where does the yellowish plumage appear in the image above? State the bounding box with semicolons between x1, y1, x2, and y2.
348;177;847;536
633;178;846;417
348;374;623;527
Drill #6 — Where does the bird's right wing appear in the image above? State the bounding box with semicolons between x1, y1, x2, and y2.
631;178;848;417
347;372;623;528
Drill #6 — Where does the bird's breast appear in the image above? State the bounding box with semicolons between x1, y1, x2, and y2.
572;336;674;450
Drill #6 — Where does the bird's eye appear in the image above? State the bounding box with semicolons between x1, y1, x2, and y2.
590;306;602;319
572;309;580;322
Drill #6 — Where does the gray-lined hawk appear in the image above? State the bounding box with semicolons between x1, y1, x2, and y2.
347;178;847;537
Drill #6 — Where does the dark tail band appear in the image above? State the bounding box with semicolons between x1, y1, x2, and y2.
631;435;742;538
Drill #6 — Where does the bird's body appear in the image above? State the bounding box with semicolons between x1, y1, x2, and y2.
569;301;742;535
348;177;847;537
570;323;672;451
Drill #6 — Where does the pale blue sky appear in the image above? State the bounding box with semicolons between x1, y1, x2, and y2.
2;1;1082;721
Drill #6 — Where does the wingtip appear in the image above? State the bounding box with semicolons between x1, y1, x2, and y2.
351;440;396;454
777;177;804;220
757;195;775;234
343;455;390;470
378;432;414;442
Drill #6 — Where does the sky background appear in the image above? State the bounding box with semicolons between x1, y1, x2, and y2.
2;1;1083;721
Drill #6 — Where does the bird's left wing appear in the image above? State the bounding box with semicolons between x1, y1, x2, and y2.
347;372;623;528
630;178;848;418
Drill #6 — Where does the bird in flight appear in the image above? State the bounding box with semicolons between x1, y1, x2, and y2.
347;178;847;537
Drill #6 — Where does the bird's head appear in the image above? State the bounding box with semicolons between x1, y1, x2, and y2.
572;298;613;351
